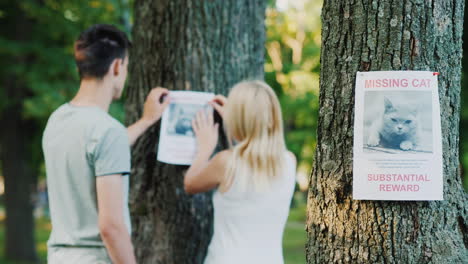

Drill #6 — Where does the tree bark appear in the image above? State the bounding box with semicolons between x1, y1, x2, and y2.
125;1;265;263
307;0;467;263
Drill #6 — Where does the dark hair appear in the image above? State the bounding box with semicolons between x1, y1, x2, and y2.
74;24;132;79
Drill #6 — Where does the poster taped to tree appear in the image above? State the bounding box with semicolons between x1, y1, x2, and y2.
157;91;214;165
353;71;443;200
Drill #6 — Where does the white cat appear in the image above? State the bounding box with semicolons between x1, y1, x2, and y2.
366;97;421;151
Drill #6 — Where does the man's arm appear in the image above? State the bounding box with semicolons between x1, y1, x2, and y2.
97;175;136;264
127;119;153;146
127;87;170;146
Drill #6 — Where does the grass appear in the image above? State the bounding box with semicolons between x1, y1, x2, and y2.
283;205;307;264
0;206;307;264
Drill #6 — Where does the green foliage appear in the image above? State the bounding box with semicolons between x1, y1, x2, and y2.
265;1;322;173
0;0;130;177
13;0;131;120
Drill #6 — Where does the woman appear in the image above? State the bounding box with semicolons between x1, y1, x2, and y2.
184;80;296;264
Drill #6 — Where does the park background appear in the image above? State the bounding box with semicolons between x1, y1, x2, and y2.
0;0;466;263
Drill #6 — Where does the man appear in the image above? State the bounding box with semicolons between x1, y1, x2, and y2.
42;24;169;263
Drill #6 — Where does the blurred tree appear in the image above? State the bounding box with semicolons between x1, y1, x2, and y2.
0;0;129;261
0;2;37;260
125;0;265;263
307;0;467;263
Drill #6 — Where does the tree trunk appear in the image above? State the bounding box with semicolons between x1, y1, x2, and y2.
125;1;265;263
0;102;37;263
307;0;467;263
0;2;38;262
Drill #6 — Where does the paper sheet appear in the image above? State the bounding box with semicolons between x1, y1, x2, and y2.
157;91;214;165
353;71;443;200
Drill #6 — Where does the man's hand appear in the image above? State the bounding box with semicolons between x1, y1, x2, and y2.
127;87;170;146
141;87;170;126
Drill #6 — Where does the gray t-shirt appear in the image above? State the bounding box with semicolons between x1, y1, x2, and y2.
43;103;131;247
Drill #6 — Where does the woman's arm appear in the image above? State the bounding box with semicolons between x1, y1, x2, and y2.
184;109;228;194
184;150;230;194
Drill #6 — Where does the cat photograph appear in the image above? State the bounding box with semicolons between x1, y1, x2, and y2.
363;91;433;153
166;103;211;137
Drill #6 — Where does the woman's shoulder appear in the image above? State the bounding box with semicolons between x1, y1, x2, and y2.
213;149;233;164
286;150;297;167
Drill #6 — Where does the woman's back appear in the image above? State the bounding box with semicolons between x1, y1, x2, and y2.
204;152;296;264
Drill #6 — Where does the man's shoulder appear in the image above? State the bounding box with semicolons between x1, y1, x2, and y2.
88;112;127;146
95;115;126;135
47;103;69;120
44;104;126;139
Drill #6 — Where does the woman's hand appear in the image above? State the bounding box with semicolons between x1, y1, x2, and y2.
208;95;227;118
192;109;219;157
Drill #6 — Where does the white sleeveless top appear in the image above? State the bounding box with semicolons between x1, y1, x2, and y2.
204;152;296;264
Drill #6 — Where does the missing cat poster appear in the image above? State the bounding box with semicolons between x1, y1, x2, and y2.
353;71;443;200
157;91;214;165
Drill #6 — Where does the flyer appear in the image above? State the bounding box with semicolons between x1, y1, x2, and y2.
353;71;443;200
157;91;214;165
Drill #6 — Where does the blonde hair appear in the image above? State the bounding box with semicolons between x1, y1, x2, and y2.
220;80;286;193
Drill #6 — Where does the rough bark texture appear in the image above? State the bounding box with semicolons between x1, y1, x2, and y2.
307;0;468;263
125;1;265;263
